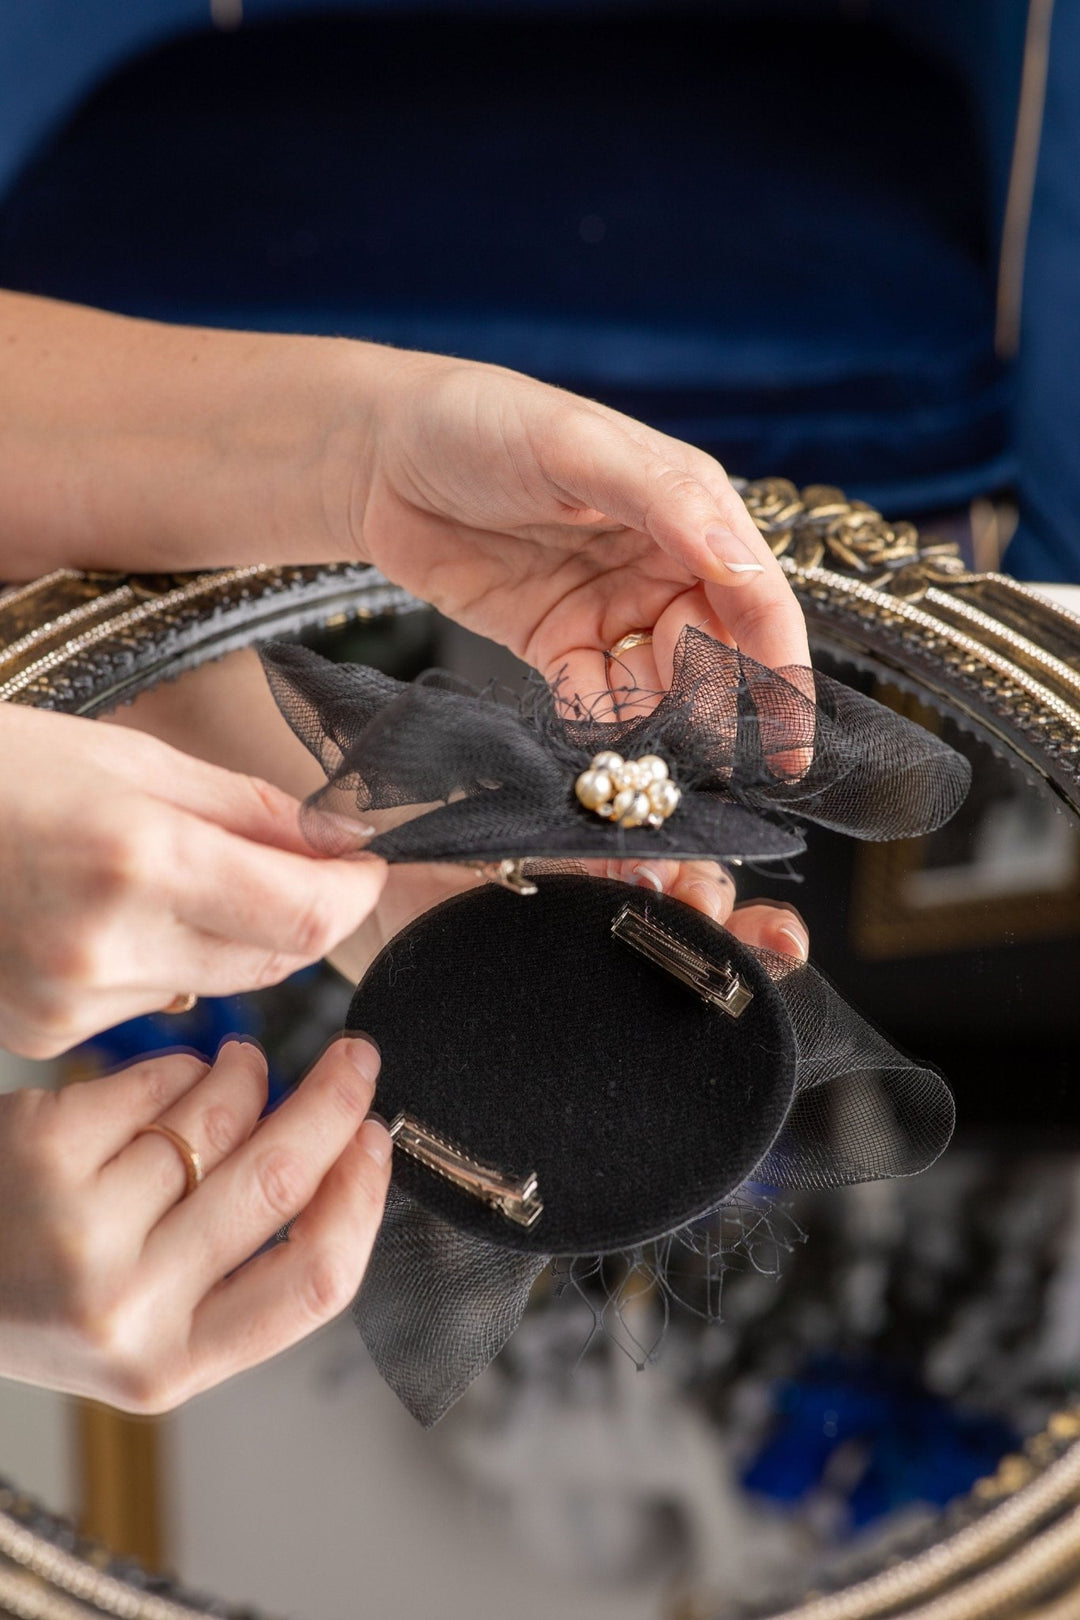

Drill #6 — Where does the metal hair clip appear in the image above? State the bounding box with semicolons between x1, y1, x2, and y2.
389;1113;544;1229
611;902;754;1019
466;858;539;896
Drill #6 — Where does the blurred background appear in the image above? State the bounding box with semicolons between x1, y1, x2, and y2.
1;4;1078;1618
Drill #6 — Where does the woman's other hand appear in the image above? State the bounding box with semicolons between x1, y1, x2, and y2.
0;299;808;692
0;704;386;1057
355;353;810;693
0;1037;390;1409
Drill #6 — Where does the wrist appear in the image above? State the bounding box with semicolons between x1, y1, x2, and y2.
0;294;403;576
319;337;418;567
333;343;452;569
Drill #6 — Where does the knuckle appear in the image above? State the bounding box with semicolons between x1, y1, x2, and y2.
254;1148;307;1218
728;593;786;640
65;1280;131;1358
6;1093;73;1182
26;1121;75;1183
648;465;707;503
326;1069;375;1123
289;895;339;960
86;815;163;903
351;1160;390;1222
199;1103;240;1159
250;951;298;990
26;925;103;994
138;1055;208;1114
298;1247;357;1323
105;1361;178;1416
246;775;297;824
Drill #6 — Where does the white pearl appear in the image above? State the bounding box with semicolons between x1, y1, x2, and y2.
611;787;636;821
591;750;623;774
647;779;681;817
646;811;664;828
638;754;668;783
619;791;653;829
612;763;637;792
575;769;613;810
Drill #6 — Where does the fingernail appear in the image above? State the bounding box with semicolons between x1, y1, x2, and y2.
359;1116;393;1166
704;524;765;579
631;864;664;893
776;922;810;962
342;1037;381;1086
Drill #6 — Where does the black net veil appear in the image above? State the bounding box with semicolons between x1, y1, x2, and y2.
259;627;971;866
349;887;955;1427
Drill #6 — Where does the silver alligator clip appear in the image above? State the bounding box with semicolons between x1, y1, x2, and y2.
389;1113;544;1229
611;902;754;1019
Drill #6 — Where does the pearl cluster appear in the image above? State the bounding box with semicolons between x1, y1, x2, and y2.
574;751;681;829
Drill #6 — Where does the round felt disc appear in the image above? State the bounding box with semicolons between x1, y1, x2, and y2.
347;875;797;1254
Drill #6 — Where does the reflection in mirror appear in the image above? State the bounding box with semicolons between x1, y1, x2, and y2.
5;612;1079;1620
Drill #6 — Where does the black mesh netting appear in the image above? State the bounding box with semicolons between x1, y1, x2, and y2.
260;627;970;866
351;905;954;1427
354;1184;549;1428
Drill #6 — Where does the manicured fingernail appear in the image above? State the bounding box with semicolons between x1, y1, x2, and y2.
359;1116;393;1166
704;524;766;578
342;1037;381;1086
631;864;664;892
776;922;810;962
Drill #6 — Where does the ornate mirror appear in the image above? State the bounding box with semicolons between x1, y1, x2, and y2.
2;480;1079;1620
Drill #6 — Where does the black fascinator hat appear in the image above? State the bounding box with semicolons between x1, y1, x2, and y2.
259;636;965;1425
259;627;970;868
345;876;955;1426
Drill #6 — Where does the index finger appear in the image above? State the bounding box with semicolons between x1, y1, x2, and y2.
163;809;387;961
147;1036;381;1294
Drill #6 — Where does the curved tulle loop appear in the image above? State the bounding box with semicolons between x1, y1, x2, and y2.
755;952;955;1188
354;1183;547;1428
259;629;970;866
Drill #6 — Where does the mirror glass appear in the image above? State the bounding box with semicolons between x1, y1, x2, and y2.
5;609;1079;1620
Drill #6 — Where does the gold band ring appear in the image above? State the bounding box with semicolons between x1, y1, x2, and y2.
605;630;654;662
163;992;198;1015
134;1123;205;1199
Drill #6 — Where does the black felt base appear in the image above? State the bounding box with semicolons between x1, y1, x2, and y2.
347;876;796;1255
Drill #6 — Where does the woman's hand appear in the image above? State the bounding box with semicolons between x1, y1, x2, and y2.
355;353;810;693
0;298;808;692
0;703;387;1058
0;1036;391;1410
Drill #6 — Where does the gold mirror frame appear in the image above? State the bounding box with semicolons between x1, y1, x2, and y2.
2;480;1079;1620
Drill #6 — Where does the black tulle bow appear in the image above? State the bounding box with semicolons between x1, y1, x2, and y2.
259;628;971;866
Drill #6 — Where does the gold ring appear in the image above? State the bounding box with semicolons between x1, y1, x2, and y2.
605;630;654;662
163;992;198;1015
134;1123;205;1198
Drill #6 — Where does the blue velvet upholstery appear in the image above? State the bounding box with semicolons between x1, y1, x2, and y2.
0;2;1071;571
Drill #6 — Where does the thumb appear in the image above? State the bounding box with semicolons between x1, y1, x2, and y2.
551;411;769;587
